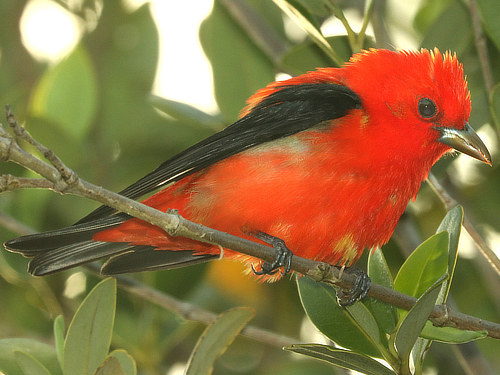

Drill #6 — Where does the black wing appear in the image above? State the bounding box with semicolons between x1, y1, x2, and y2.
4;82;361;275
77;83;361;223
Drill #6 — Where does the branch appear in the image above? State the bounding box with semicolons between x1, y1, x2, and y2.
85;264;299;347
0;211;299;348
1;109;499;339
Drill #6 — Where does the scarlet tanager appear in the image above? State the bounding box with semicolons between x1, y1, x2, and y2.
5;49;492;294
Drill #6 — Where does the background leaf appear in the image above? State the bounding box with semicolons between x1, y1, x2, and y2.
436;206;463;300
95;356;124;375
285;344;395;375
63;278;117;375
185;307;255;375
394;232;449;299
297;277;381;358
0;339;61;375
420;322;487;343
365;248;398;336
411;207;463;368
29;46;97;140
14;351;53;375
475;0;500;51
199;0;278;120
107;350;137;375
393;276;446;370
53;315;65;368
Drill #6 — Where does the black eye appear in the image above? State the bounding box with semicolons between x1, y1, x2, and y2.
418;97;437;119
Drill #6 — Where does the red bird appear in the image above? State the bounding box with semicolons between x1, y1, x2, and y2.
5;49;491;289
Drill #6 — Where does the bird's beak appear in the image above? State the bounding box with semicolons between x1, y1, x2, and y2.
435;122;492;166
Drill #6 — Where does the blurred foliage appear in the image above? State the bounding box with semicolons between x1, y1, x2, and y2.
0;0;499;374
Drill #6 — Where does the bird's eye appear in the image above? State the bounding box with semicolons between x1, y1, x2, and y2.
418;97;437;119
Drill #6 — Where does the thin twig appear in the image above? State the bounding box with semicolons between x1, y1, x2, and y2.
0;175;55;192
86;264;299;348
1;112;499;339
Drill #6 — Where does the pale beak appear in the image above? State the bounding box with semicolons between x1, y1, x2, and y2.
436;122;492;166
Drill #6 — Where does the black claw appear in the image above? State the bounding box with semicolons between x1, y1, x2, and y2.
249;231;293;276
335;266;371;306
253;261;278;275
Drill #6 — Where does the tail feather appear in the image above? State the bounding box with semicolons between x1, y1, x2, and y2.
101;248;218;275
28;241;139;276
4;215;128;253
5;212;217;276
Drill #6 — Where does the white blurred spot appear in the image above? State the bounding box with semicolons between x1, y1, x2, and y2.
283;13;306;43
422;368;439;375
20;0;82;63
458;228;476;259
122;0;149;12
275;72;292;81
300;316;329;344
484;226;500;259
321;9;374;41
386;0;420;49
150;0;218;114
166;362;186;375
449;124;497;187
63;271;87;299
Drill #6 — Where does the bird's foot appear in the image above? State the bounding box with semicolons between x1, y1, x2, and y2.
335;266;371;306
249;231;293;276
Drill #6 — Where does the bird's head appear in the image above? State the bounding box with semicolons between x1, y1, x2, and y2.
342;48;492;167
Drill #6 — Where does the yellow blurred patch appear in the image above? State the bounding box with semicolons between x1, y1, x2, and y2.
206;258;265;306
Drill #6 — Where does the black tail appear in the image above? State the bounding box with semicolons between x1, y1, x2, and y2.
4;213;216;276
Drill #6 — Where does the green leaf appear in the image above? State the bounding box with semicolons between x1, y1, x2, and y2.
108;350;137;375
365;248;397;336
285;344;395;375
291;0;332;17
476;0;500;51
280;35;359;75
53;315;65;368
393;276;446;366
149;95;224;131
14;351;52;375
344;303;383;349
0;338;62;375
95;356;124;375
419;1;471;54
297;277;381;358
63;278;117;375
394;231;449;299
414;0;454;33
85;2;161;146
273;0;343;66
185;307;255;375
420;321;487;343
30;46;97;140
435;206;463;303
410;207;463;369
199;1;276;120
